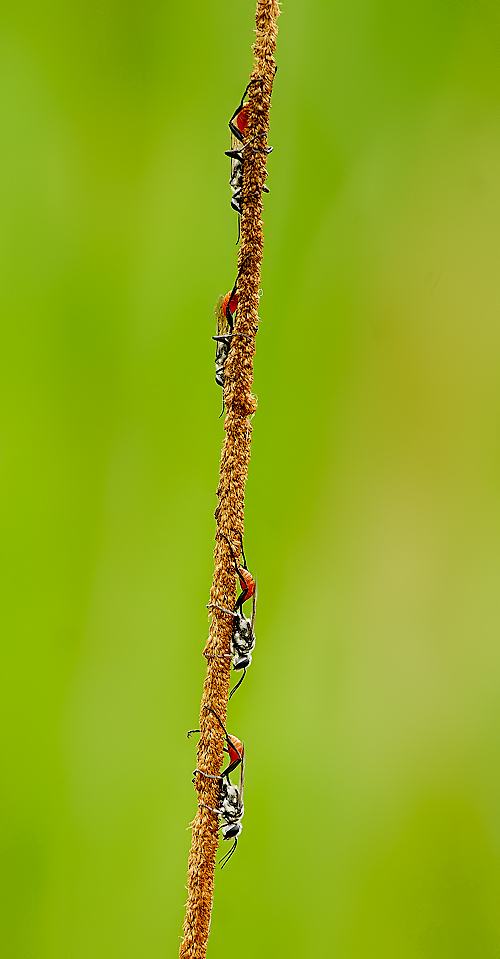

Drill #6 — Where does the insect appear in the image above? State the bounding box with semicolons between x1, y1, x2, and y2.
206;592;257;699
205;532;257;697
187;706;243;782
225;83;273;233
222;531;256;612
213;257;253;395
213;280;238;388
196;707;245;868
213;757;245;868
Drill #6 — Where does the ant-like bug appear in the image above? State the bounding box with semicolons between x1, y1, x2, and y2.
225;82;273;239
213;283;238;389
213;256;252;392
221;531;256;612
187;705;243;782
188;706;245;868
206;593;257;699
206;532;257;698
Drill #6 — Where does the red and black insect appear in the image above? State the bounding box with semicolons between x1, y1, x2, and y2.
207;591;257;699
221;531;256;612
214;750;245;868
213;256;253;398
193;706;245;868
188;706;245;868
225;83;273;229
187;705;243;782
213;284;238;389
205;532;257;698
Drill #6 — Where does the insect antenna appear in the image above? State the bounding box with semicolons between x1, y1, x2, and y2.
229;668;247;700
219;838;238;869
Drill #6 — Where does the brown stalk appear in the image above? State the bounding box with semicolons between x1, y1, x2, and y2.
178;2;279;957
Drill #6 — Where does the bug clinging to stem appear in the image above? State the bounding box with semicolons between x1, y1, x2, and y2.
228;590;256;698
205;532;257;698
187;706;243;783
225;81;273;237
213;284;238;390
214;756;245;868
221;531;256;612
194;707;245;869
212;256;252;394
206;590;257;700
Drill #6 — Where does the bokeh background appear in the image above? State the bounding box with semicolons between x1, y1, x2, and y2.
2;0;500;956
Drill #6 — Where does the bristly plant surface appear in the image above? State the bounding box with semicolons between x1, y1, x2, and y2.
178;2;279;957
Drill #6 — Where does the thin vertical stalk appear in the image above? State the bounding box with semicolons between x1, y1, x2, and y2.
179;3;279;957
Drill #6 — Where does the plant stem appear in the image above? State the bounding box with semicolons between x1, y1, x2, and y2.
179;3;279;957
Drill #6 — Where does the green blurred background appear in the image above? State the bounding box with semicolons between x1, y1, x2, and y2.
2;0;500;955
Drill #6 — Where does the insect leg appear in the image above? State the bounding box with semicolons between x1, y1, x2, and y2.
228;80;254;134
206;601;236;617
193;769;222;781
238;531;247;570
225;148;245;161
212;333;253;344
234;585;251;612
198;802;221;815
220;532;243;578
249;143;274;156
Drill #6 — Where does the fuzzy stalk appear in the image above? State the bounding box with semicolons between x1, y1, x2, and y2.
179;2;279;958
